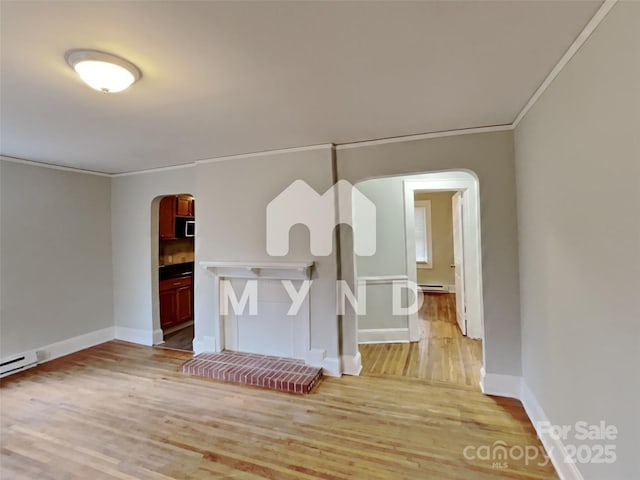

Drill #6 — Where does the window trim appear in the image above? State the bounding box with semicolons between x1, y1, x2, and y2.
414;199;433;269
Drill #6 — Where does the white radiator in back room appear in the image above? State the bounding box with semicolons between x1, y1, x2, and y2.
0;351;37;378
419;284;449;293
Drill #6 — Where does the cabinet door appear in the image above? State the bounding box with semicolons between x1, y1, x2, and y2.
159;196;176;239
159;289;177;329
176;195;194;217
176;285;193;323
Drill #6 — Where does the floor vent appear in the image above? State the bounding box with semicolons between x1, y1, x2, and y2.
419;284;449;293
1;351;37;378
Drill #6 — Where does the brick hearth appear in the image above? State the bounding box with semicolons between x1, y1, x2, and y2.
181;351;323;394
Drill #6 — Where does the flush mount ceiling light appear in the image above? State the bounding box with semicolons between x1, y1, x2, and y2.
65;49;141;93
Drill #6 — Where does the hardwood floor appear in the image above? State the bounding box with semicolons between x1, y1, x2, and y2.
360;293;483;387
0;341;556;479
161;323;194;352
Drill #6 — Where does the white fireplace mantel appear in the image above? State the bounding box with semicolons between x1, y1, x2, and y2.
196;259;341;376
199;260;313;280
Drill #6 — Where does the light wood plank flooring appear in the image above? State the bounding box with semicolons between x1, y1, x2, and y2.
161;323;194;352
1;341;556;479
360;293;483;387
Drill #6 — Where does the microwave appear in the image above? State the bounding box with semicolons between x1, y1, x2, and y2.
175;218;195;238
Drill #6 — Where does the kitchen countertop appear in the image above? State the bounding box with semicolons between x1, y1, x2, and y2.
159;262;194;281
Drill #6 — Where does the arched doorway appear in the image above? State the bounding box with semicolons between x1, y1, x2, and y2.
347;170;484;387
151;193;196;351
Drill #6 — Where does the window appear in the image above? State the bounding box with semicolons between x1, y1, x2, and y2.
414;200;432;268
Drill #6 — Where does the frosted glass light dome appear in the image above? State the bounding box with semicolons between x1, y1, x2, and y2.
65;50;141;93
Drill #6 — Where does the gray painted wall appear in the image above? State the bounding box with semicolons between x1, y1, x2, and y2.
335;130;521;377
111;166;195;341
0;160;113;358
354;177;409;333
514;3;640;478
356;177;408;277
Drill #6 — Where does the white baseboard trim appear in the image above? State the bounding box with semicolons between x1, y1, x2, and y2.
358;328;410;344
480;369;585;479
479;367;522;400
35;326;115;364
304;348;339;377
114;326;155;346
192;335;216;355
521;381;584;480
341;352;362;376
321;356;341;377
152;328;164;345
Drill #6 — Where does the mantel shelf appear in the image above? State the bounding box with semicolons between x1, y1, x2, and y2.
199;261;314;280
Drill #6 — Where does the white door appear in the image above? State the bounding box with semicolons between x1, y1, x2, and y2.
452;192;466;335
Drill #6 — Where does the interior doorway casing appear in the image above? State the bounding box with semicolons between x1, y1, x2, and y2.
404;171;484;341
150;193;196;348
347;169;485;376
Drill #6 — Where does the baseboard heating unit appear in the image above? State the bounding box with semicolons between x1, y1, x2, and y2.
0;351;37;378
419;284;449;293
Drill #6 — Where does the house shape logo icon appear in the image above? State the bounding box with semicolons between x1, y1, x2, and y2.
266;179;376;256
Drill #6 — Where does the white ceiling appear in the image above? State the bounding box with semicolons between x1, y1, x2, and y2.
1;1;602;174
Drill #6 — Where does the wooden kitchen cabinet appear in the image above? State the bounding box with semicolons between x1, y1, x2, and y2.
176;195;195;217
159;289;177;327
175;285;193;323
159;276;193;329
159;196;176;239
160;195;195;241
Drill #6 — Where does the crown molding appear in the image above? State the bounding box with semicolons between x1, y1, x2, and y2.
512;0;617;127
110;162;195;178
0;155;111;177
195;143;334;166
335;125;513;150
110;143;334;177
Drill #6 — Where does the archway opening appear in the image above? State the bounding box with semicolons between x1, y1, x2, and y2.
151;193;196;351
351;170;484;388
